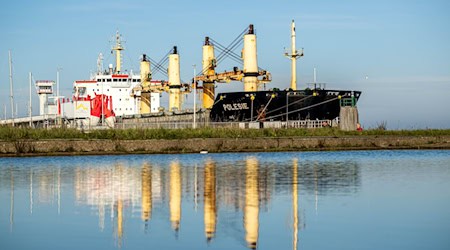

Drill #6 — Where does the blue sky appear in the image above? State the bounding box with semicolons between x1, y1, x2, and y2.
1;0;449;129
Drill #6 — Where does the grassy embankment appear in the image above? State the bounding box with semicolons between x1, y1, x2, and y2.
1;126;450;141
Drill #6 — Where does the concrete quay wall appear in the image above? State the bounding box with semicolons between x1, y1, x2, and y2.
1;135;449;156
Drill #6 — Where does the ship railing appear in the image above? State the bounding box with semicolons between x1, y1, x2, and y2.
0;114;59;128
263;119;336;129
114;121;243;130
112;119;337;130
287;119;335;129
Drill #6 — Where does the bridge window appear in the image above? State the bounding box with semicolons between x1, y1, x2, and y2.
78;87;86;95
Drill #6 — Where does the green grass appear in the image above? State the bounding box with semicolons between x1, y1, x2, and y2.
1;126;449;141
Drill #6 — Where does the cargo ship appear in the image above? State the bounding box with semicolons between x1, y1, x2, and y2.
198;20;361;123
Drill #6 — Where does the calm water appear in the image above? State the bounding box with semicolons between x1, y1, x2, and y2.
1;150;449;250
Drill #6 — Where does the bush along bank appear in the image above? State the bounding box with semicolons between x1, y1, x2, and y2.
1;126;450;141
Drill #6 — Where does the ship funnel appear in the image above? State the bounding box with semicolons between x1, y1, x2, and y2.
248;24;254;34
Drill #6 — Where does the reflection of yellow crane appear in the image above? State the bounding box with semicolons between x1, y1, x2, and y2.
195;25;272;109
141;164;152;223
204;159;217;241
244;157;259;249
117;199;123;248
170;161;182;231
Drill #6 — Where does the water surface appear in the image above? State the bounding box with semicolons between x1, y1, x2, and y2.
1;150;449;249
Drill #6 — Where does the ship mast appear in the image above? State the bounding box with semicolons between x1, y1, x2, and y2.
111;31;124;74
8;50;14;126
285;20;303;91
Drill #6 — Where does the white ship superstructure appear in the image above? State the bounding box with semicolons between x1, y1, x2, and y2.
73;31;149;117
74;73;141;117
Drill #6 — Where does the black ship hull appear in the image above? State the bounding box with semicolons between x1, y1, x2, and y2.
210;89;361;122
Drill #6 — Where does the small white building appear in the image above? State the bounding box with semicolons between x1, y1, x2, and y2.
35;80;55;115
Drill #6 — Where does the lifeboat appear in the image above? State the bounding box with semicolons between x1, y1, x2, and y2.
89;94;116;128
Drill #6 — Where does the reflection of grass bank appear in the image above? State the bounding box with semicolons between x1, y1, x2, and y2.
1;126;450;141
1;129;449;156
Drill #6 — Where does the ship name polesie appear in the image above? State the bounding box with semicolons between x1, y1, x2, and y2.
223;103;250;111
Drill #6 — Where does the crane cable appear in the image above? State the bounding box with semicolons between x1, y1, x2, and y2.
263;95;313;117
209;34;268;72
211;38;243;65
147;48;173;77
265;97;339;121
149;57;168;77
255;95;274;121
242;96;339;122
146;47;189;84
197;38;243;77
197;27;248;77
214;27;248;65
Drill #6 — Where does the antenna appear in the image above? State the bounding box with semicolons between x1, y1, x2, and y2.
97;53;104;74
8;50;14;126
314;67;317;83
57;67;62;125
29;72;32;127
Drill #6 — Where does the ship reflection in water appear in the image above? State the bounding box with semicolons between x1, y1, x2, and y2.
4;151;448;249
0;153;362;249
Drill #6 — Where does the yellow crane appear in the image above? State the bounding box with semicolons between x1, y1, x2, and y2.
195;25;272;109
134;47;191;113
